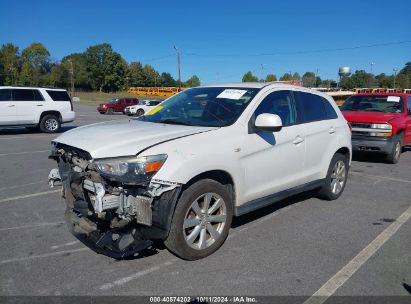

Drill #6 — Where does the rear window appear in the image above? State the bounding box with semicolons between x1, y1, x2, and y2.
46;90;71;101
12;89;44;101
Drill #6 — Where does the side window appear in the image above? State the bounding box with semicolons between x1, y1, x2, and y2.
254;90;297;126
322;96;338;119
294;92;328;123
408;96;411;115
0;89;12;101
12;89;36;101
33;90;45;101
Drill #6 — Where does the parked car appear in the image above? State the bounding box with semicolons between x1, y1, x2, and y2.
341;93;411;163
97;98;139;114
0;86;75;133
49;83;351;260
124;100;163;116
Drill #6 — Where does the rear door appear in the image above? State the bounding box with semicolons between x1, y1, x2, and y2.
0;89;17;124
293;91;339;182
241;90;306;202
12;88;45;124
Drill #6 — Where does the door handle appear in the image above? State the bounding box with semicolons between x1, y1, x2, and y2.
293;136;304;145
36;104;44;107
8;105;15;107
329;127;336;134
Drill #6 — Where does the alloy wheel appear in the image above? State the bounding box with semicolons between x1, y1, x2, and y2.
330;160;346;195
183;193;227;250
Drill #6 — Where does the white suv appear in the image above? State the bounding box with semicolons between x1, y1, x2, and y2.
49;83;351;260
124;99;163;116
0;86;75;133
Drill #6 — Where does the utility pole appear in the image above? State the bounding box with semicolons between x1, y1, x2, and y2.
393;68;398;88
260;64;265;82
174;46;181;90
68;59;74;98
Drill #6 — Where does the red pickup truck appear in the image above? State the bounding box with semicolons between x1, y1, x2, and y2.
97;98;139;114
341;93;411;163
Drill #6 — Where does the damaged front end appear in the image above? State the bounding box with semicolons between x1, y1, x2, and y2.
48;143;181;258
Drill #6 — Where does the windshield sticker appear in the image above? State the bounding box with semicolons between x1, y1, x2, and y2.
216;89;248;100
146;106;164;115
387;96;400;102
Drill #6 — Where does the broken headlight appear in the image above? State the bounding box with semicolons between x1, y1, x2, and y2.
94;154;167;185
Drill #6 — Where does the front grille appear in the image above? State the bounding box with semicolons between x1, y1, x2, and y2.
351;122;372;129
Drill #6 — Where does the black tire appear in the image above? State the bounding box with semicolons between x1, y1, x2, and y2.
106;108;114;115
39;114;61;133
317;153;349;201
164;179;233;260
136;109;145;116
386;135;402;164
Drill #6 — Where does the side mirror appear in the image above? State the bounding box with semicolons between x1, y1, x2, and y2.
255;113;283;132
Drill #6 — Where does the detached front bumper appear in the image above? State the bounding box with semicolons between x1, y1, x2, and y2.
65;208;153;258
352;136;394;154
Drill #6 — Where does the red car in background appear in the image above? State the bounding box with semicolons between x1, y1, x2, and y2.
97;97;139;114
341;93;411;163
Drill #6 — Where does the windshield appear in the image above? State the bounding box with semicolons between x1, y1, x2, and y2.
341;95;404;113
139;87;260;127
111;98;119;104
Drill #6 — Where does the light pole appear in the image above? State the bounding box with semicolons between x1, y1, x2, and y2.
370;62;375;73
174;46;181;89
260;64;265;82
68;59;74;98
393;68;398;88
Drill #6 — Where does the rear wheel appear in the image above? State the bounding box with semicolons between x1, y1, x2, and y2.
386;136;402;164
39;114;61;133
317;153;349;201
164;179;233;260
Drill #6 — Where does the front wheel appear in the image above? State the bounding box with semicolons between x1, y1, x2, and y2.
164;179;233;260
106;108;114;115
386;136;402;164
317;153;349;201
136;109;145;116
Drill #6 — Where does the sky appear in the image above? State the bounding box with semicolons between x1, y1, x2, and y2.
1;0;410;84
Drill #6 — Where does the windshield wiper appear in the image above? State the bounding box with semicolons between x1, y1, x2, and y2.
157;119;193;126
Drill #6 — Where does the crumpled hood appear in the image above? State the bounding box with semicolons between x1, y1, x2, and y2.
342;111;400;123
53;119;218;159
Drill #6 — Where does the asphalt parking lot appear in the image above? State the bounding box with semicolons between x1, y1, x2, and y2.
0;104;410;299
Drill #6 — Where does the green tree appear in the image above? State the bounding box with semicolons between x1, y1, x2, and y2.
49;63;69;88
19;61;34;85
128;62;145;87
185;75;200;87
265;74;277;82
302;72;316;87
141;64;160;87
0;43;19;85
292;72;300;80
340;70;375;89
85;43;127;92
242;71;258;82
159;72;177;87
279;73;292;81
62;53;91;90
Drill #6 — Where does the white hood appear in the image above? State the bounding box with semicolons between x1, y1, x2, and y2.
54;119;217;159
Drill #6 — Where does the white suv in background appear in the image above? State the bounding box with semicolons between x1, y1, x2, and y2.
124;99;163;116
49;83;351;260
0;86;75;133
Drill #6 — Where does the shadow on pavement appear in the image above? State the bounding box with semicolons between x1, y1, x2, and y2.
0;126;78;135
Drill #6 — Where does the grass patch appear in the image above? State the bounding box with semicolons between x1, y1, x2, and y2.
74;91;165;105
